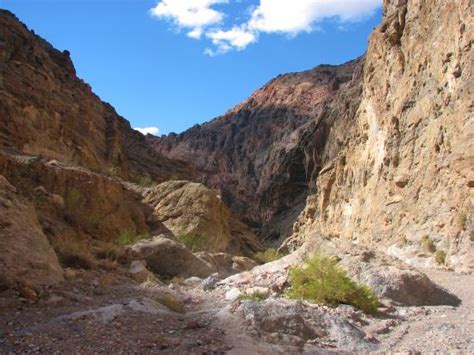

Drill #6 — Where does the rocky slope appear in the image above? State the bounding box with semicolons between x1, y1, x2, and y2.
286;0;473;272
150;58;364;243
0;11;260;290
0;10;191;183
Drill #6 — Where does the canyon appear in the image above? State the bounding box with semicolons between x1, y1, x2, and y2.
0;0;473;352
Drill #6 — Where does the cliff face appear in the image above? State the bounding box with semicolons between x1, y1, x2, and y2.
0;10;191;182
288;0;473;271
151;59;364;243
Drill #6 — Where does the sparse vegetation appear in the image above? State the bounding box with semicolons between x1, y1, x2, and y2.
64;187;87;211
285;254;379;314
168;276;185;285
421;235;436;253
238;292;269;302
51;236;96;269
253;248;282;264
116;229;149;247
435;250;447;265
132;174;155;187
398;235;408;246
176;233;208;252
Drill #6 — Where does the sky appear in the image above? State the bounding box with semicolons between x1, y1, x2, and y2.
1;0;382;135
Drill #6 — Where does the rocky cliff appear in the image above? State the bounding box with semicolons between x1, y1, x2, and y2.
0;10;191;182
152;0;473;271
287;0;473;272
151;58;364;243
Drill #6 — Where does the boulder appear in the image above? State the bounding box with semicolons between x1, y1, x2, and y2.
0;175;63;289
125;235;213;279
143;181;261;254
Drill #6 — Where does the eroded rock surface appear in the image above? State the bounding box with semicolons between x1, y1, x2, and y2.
150;59;364;243
0;174;63;289
0;10;192;182
143;181;262;254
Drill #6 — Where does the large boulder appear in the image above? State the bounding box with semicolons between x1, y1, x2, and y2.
143;180;261;254
0;175;63;289
125;235;213;279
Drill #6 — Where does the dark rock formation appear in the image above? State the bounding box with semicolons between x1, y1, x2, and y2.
150;59;364;243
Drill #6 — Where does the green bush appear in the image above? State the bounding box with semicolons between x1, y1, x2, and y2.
253;248;282;264
116;229;149;247
285;254;379;314
176;233;208;252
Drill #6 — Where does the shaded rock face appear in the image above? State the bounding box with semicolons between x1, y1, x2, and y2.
0;175;63;289
287;0;473;271
143;180;262;255
150;59;364;243
0;10;192;182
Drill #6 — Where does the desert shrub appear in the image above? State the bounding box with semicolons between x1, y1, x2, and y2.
238;292;269;302
435;250;446;265
132;174;154;187
94;242;121;261
285;254;379;314
253;248;282;264
51;236;96;269
176;233;208;252
470;230;474;242
421;235;436;253
115;229;149;247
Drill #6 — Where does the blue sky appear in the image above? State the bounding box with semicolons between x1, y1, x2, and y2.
1;0;382;135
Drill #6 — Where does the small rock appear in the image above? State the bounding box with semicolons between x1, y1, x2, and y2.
129;260;150;283
225;288;242;301
245;286;270;297
202;273;219;291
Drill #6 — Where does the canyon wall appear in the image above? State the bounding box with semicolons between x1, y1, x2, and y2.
0;10;191;182
152;59;365;243
288;0;473;271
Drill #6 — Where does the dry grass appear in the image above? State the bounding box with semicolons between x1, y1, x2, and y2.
51;236;96;269
421;235;436;253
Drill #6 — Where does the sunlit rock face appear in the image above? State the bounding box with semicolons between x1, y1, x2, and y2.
286;0;473;272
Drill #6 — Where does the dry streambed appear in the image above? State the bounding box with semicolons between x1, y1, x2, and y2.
0;264;473;354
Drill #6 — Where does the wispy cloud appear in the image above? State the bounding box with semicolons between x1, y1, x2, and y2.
150;0;381;55
134;126;160;135
150;0;228;39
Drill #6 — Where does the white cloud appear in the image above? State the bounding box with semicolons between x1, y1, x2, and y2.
134;126;160;136
150;0;381;54
150;0;228;39
248;0;381;35
205;26;257;55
